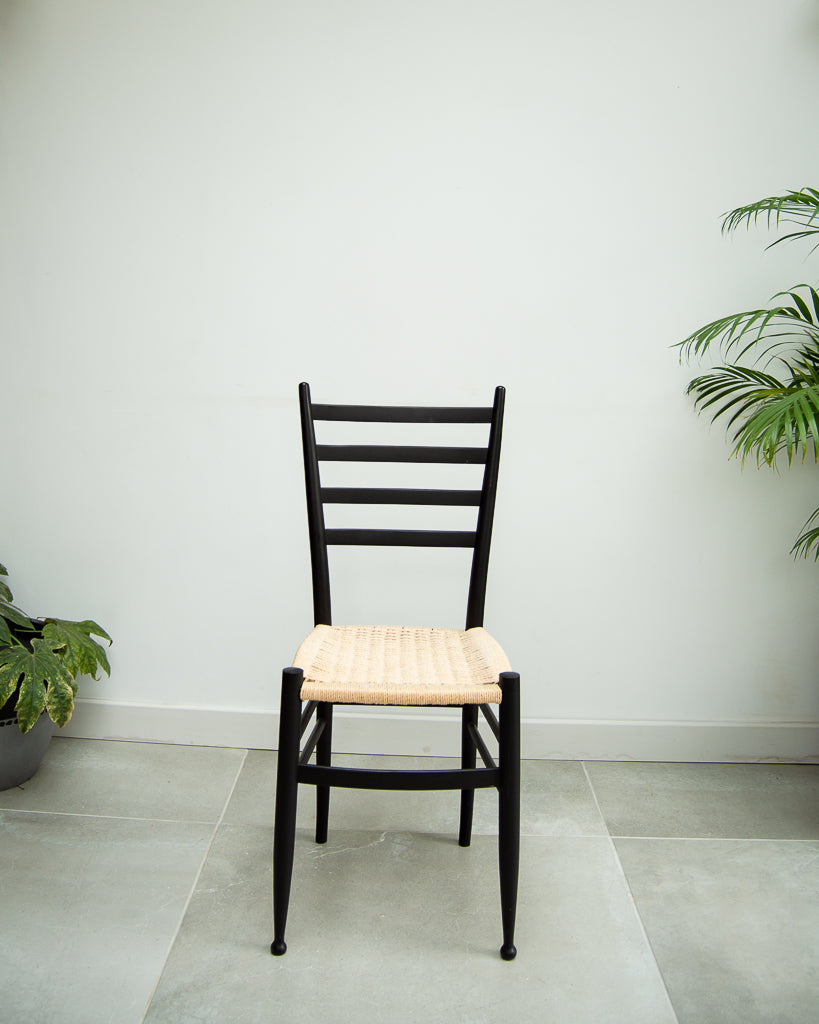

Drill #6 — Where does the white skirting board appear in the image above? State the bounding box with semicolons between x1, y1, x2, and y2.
59;698;819;763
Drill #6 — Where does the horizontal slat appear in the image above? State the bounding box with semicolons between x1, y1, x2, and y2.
321;487;482;506
316;444;487;464
312;403;492;423
297;763;500;790
325;529;476;547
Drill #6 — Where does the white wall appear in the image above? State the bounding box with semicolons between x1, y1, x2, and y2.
2;0;818;760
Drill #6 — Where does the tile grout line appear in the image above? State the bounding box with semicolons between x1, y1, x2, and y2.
608;834;819;843
581;761;682;1024
0;805;221;827
138;747;250;1024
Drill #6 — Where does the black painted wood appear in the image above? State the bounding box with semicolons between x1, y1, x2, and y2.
315;702;333;844
467;720;497;771
311;403;493;423
272;667;303;957
324;528;476;548
321;487;482;506
316;444;487;464
465;386;505;629
459;705;478;847
298;763;500;791
299;700;317;738
298;718;326;765
480;703;500;742
498;672;520;960
299;385;331;626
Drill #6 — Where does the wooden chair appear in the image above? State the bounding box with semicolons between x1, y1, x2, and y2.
272;383;520;960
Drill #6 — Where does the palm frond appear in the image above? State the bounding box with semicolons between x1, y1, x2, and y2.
687;365;786;421
791;507;819;560
731;375;819;465
687;363;819;466
722;188;819;248
678;285;819;363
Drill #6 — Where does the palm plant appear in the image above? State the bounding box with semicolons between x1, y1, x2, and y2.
679;187;819;558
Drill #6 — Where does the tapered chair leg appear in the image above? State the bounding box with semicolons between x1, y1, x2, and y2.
459;704;478;846
315;702;333;844
498;672;520;961
271;667;303;957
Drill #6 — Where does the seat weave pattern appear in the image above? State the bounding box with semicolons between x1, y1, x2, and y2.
293;624;509;706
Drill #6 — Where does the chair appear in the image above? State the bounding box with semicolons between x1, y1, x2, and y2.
272;382;520;960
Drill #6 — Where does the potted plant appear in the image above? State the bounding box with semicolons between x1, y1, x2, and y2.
0;561;111;788
679;187;819;557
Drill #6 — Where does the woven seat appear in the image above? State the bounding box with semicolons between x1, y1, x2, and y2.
294;624;509;705
272;383;520;961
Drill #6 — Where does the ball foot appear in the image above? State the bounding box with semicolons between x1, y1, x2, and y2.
500;943;517;961
270;939;287;956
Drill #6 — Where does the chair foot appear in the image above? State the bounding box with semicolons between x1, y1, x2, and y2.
271;939;287;956
500;943;517;961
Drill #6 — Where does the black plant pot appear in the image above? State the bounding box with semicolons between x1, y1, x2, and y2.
0;711;55;790
0;618;57;789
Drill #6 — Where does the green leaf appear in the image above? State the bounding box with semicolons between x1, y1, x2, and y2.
42;619;111;680
731;380;819;465
0;564;29;633
0;598;34;630
0;639;75;732
686;359;819;468
0;654;17;709
791;507;819;559
790;291;815;324
721;189;819;243
677;297;819;364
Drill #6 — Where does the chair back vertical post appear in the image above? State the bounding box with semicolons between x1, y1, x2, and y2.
299;383;332;625
466;386;505;629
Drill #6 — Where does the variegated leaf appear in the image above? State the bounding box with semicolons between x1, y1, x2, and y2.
42;619;111;679
0;640;75;732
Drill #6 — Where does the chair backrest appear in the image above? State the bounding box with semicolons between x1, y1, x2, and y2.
299;382;505;630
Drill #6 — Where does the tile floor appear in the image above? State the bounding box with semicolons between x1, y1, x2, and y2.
0;738;817;1024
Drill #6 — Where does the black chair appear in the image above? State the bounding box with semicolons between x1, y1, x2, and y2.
272;383;520;960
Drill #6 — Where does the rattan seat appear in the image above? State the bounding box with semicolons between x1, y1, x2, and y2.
294;624;509;706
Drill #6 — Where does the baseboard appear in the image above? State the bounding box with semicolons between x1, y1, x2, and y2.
58;699;819;763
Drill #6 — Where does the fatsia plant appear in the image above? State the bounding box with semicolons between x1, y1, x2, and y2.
0;562;111;733
678;188;819;558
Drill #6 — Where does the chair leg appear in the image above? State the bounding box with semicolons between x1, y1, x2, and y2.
315;702;333;844
459;704;478;847
498;672;520;961
271;667;303;957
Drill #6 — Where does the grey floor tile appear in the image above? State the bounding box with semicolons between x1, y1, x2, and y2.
585;762;819;839
615;838;819;1024
226;752;606;837
0;738;246;822
143;826;675;1024
0;809;214;1024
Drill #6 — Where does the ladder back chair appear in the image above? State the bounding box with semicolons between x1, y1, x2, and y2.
272;382;520;960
